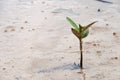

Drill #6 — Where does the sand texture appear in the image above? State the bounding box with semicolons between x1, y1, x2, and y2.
0;0;120;80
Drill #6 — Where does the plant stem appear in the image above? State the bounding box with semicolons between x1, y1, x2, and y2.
79;25;83;70
79;38;83;70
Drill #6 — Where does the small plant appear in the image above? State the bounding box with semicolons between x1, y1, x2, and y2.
66;17;97;71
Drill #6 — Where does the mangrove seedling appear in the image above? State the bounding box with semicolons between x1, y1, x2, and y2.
66;17;97;70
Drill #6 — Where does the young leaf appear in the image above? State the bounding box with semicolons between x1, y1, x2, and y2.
82;29;89;38
79;25;89;39
82;21;97;31
71;28;80;39
66;17;79;31
79;24;82;32
81;21;97;38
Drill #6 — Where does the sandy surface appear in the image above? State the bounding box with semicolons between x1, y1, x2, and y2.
0;0;120;80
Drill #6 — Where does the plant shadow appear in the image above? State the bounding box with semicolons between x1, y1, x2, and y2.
37;63;80;73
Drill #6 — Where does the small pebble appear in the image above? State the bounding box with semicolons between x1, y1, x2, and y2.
4;30;7;32
113;32;116;36
32;29;35;31
30;47;33;49
114;57;118;59
106;24;109;26
31;1;34;4
96;51;101;53
2;68;6;70
24;21;28;23
11;28;15;31
42;1;45;4
111;57;118;60
69;46;72;48
12;66;14;68
64;36;68;39
28;30;31;32
21;27;24;29
93;43;96;46
41;10;44;12
97;44;100;46
111;16;114;18
61;57;64;59
97;9;101;12
85;42;92;44
86;6;88;9
44;17;47;20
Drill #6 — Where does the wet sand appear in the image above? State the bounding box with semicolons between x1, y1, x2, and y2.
0;0;120;80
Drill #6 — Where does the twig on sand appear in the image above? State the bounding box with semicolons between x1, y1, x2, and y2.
96;0;113;4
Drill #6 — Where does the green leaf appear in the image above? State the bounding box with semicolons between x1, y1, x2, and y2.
82;29;89;38
79;25;89;39
66;17;79;31
79;24;82;32
71;28;80;39
82;21;97;31
81;21;97;38
71;27;89;39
